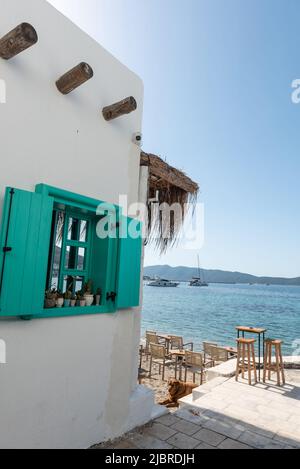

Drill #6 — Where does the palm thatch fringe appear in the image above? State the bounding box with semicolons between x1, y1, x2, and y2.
140;152;199;253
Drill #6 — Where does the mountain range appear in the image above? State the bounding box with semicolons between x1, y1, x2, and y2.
143;265;300;286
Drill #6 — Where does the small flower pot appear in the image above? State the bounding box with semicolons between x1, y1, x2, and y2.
70;300;76;307
64;299;71;308
84;294;94;307
56;298;64;308
44;299;56;309
80;299;86;307
95;295;101;306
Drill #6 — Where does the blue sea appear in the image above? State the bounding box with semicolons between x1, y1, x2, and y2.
141;283;300;355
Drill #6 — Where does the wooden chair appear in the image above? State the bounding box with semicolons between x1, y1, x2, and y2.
184;351;207;385
169;335;194;352
149;343;175;381
203;342;218;362
210;345;229;366
145;331;159;361
263;339;285;386
236;338;257;385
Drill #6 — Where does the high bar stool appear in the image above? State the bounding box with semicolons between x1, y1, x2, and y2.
263;339;285;386
236;338;257;385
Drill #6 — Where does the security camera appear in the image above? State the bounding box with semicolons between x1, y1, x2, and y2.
133;132;143;146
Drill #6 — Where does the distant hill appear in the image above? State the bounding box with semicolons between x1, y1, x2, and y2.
143;265;300;286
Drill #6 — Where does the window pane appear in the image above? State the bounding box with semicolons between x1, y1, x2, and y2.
75;277;84;293
63;276;84;294
47;211;65;290
65;246;77;269
80;220;88;242
77;247;86;271
67;217;80;241
63;276;75;294
55;212;65;248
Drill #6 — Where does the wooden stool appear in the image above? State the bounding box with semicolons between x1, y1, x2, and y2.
236;338;257;385
263;339;285;386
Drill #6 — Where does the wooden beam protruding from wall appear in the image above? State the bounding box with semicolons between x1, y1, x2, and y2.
102;96;137;121
0;23;38;60
56;62;94;95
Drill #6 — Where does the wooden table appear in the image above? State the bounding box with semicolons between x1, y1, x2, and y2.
236;326;267;381
220;346;238;359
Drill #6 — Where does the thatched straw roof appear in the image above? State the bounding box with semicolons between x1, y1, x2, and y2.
140;152;199;253
140;152;199;194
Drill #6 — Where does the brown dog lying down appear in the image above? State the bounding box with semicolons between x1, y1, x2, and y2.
160;379;198;408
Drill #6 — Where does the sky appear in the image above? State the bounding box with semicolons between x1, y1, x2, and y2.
48;0;300;278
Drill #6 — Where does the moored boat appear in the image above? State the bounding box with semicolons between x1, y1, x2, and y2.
148;278;179;288
189;255;209;287
190;277;208;287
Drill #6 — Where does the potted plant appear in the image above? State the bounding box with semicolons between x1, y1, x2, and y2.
70;294;76;308
44;289;57;309
56;291;64;308
84;280;94;307
64;290;72;308
76;291;86;307
95;287;102;306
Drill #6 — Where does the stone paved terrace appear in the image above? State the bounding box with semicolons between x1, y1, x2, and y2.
95;370;300;450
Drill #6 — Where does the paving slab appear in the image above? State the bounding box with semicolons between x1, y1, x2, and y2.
155;413;182;427
144;422;177;441
195;442;216;449
132;433;174;450
166;432;200;449
193;428;226;447
238;431;274;449
218;438;252;450
202;418;243;440
170;419;200;436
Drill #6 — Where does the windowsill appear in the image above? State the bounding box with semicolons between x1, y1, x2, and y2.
30;304;116;319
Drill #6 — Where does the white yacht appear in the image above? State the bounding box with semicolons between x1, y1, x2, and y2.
148;278;179;288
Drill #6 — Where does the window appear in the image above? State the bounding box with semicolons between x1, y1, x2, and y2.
0;185;142;319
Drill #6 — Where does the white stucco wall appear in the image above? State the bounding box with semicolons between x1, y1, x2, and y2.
0;0;153;449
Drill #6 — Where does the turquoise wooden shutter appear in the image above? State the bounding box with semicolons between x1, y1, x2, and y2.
116;216;142;309
0;187;53;317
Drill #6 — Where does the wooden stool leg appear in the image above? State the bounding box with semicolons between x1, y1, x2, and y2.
236;343;240;382
252;344;258;383
263;342;268;383
242;343;245;379
275;345;281;386
280;347;285;385
268;343;272;380
247;344;252;385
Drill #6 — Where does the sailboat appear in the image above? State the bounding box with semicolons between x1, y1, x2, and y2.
189;256;209;287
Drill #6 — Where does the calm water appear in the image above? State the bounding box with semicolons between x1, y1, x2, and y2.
141;283;300;355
